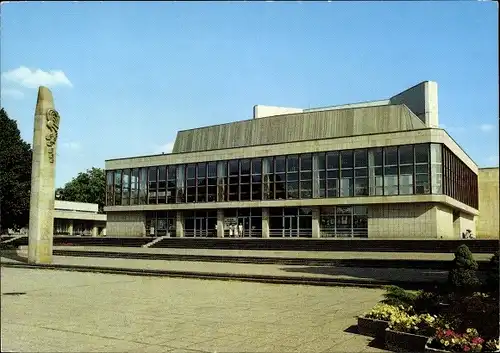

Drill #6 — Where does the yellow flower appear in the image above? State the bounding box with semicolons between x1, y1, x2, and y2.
444;341;450;346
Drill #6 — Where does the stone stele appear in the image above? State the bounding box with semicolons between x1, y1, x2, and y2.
28;86;60;264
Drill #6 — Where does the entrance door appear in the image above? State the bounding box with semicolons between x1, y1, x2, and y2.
195;218;206;237
284;216;297;237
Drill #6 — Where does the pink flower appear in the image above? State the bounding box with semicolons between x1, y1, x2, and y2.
463;346;471;352
472;337;484;345
445;330;453;337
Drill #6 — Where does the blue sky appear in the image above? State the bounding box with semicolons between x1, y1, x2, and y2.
1;1;498;188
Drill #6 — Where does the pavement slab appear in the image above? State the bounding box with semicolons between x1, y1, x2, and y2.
1;267;389;352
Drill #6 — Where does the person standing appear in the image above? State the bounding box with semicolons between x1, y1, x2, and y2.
238;223;243;238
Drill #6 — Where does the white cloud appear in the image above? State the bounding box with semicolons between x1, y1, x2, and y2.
154;141;175;154
479;124;495;133
2;66;73;89
61;141;81;150
0;88;24;99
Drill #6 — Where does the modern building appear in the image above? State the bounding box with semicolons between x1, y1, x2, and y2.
477;167;499;239
104;81;480;239
53;200;106;236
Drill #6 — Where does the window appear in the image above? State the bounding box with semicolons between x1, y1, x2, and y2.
369;148;383;196
207;162;217;202
106;171;114;206
313;153;326;198
398;145;414;195
186;164;196;203
384;147;398;195
415;144;430;194
217;161;227;202
176;165;185;203
157;166;166;204
167;166;176;203
228;160;239;201
139;168;147;204
114;170;122;205
122;169;130;206
300;154;312;199
148;167;157;204
275;156;286;199
196;163;206;202
251;158;262;201
354;149;368;196
340;151;353;197
240;159;251;201
326;152;339;197
430;144;442;194
287;155;299;199
130;168;139;205
262;157;273;200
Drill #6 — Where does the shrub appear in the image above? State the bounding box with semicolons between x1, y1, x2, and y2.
441;293;499;341
448;245;481;294
485;251;499;294
364;303;408;321
380;285;420;310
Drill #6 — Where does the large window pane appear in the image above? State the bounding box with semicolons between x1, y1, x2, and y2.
176;165;185;203
354;149;367;168
431;144;443;194
106;171;114;206
148;167;157;204
130;168;139;205
139;168;147;204
114;170;122;205
369;148;383;196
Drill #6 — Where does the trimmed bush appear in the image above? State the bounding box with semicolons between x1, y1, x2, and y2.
447;244;481;294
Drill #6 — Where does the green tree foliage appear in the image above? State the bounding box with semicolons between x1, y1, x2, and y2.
0;108;32;232
56;167;105;213
447;244;481;293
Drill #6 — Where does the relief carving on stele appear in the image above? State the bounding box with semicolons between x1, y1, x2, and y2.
45;109;60;163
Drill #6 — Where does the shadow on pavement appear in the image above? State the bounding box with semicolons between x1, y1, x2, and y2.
1;250;29;263
279;265;448;285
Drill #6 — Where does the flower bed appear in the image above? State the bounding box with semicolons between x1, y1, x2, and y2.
357;303;405;339
426;329;500;353
385;328;430;352
357;316;389;339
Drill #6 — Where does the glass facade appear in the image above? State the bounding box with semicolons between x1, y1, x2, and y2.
442;146;478;209
320;206;368;238
105;143;478;209
269;207;313;237
145;211;176;237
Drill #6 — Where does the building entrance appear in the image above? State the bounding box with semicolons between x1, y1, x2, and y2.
283;216;298;237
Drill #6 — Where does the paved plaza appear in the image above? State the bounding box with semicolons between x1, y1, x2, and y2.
1;267;389;352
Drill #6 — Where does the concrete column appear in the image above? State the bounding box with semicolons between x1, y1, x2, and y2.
91;226;98;237
262;208;270;238
67;219;74;236
312;207;321;238
28;86;59;264
176;211;184;238
217;209;224;238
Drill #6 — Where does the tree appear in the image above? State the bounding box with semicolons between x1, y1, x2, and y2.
0;108;32;233
56;167;106;213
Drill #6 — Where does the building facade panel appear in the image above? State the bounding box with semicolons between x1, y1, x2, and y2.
106;211;146;237
477;168;500;238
